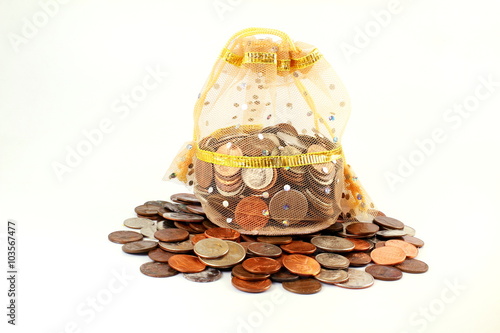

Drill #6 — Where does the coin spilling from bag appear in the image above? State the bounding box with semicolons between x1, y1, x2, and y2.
108;193;428;294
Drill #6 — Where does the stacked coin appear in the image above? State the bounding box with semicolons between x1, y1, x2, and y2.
108;193;428;294
193;123;343;234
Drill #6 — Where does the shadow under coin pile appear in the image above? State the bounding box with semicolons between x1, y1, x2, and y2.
108;193;428;294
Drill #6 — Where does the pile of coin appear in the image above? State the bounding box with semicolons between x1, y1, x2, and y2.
108;192;428;294
193;123;343;234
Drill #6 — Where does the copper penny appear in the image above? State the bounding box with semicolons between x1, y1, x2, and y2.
173;221;198;233
370;246;406;265
194;159;214;189
122;240;158;254
346;223;380;236
108;230;143;244
170;193;201;205
234;196;270;231
280;241;317;254
365;265;402;281
269;189;309;223
162;212;205;223
204;227;240;241
154;228;189;242
345;252;372;267
256;236;293;245
395;259;429;273
271;269;300;282
373;216;405;230
402;235;424;248
232;264;270;281
140;261;178;278
282;254;321;276
187;222;207;233
231;276;271;293
345;238;372;251
191;233;208;244
375;241;386;248
385;239;418;258
168;254;206;273
134;204;160;216
183;268;222;283
242;257;282;274
282;278;322;295
148;248;176;262
186;205;205;215
247;242;282;257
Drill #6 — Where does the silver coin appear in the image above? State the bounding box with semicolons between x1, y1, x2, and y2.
315;253;350;269
403;225;416;236
194;238;229;259
199;241;246;268
183;268;222;283
156;220;176;230
241;168;275;190
124;217;154;229
314;268;349;284
376;229;407;238
158;235;194;253
334;269;374;289
140;223;158;239
311;236;355;253
122;240;158;254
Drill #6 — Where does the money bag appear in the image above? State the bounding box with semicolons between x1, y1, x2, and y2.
165;28;379;235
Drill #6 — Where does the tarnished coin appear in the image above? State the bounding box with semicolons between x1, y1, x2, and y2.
373;216;405;230
283;278;322;295
375;241;386;248
140;224;158;239
269;189;309;223
122;240;157;254
385;239;418;258
199;241;246;268
162;212;205;223
157;220;176;230
334;269;374;289
256;236;293;245
108;230;143;244
247;242;282;257
365;265;402;281
315;253;350;269
370;246;406;265
346;223;380;236
402;235;424;248
168;254;206;273
345;252;372;267
171;193;201;205
242;257;282;274
376;229;407;238
194;159;214;189
143;200;168;207
148;248;176;262
314;269;349;284
282;254;321;276
311;236;355;253
280;241;316;254
123;217;154;229
164;202;190;214
232;264;270;281
173;221;198;233
134;204;160;216
395;259;429;273
345;238;372;252
194;238;230;259
183;268;222;283
159;235;195;253
231;276;272;293
241;168;276;191
186;205;205;215
154;228;189;243
234;196;270;231
205;228;240;241
270;270;299;282
140;261;178;278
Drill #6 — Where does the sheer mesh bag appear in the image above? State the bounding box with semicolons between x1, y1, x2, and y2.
165;28;379;235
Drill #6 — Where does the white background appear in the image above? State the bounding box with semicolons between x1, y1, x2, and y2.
1;0;500;332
